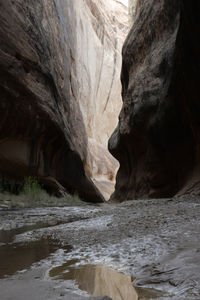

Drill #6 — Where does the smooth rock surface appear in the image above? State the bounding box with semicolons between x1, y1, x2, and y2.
73;0;128;198
86;138;119;200
109;0;200;201
75;0;128;148
128;0;137;24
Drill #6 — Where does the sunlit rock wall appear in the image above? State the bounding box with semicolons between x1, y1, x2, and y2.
128;0;137;24
76;0;128;147
76;0;128;199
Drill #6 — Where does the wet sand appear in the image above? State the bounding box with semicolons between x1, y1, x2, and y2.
0;196;200;299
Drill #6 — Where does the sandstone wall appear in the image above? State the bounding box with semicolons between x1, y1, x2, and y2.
0;1;92;201
109;0;200;201
73;0;128;198
0;0;128;201
128;0;136;24
75;0;128;147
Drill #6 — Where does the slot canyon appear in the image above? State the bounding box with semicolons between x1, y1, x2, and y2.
0;1;200;300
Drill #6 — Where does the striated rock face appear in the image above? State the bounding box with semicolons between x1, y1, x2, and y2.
109;0;200;201
70;0;128;198
75;0;128;148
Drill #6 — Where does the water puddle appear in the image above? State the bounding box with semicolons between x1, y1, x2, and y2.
49;263;161;300
0;237;70;278
0;217;163;299
0;221;65;244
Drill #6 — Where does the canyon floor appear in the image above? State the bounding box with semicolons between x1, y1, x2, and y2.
0;196;200;300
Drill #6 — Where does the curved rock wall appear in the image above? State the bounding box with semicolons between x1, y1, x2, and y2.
76;0;128;148
109;0;200;201
76;0;128;199
0;0;121;202
0;0;128;202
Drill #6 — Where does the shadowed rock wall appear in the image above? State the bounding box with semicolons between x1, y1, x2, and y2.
109;0;200;201
0;0;106;202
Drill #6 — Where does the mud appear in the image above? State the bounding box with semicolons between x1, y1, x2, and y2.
0;196;200;299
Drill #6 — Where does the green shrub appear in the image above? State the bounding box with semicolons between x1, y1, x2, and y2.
21;176;42;201
0;177;87;208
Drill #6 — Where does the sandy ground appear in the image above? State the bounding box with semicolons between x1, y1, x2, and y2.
0;196;200;299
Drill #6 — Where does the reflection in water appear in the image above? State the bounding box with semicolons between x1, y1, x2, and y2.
49;264;139;300
0;238;69;278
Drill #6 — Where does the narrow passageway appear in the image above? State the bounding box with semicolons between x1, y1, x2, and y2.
1;0;200;299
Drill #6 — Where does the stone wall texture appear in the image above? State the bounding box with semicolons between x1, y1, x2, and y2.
0;0;128;201
109;0;200;201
